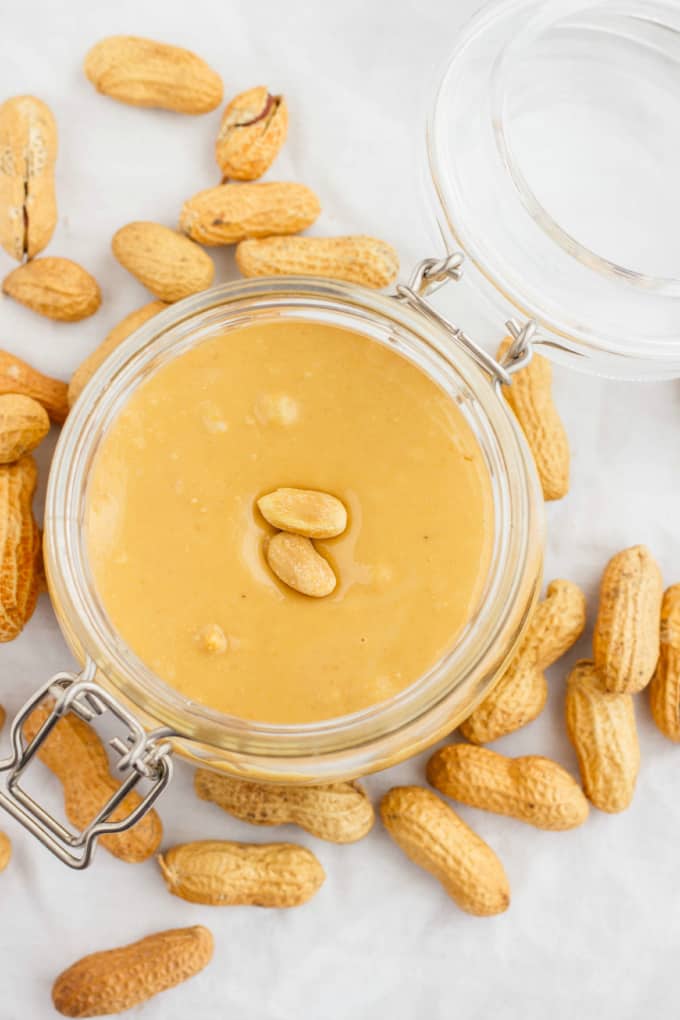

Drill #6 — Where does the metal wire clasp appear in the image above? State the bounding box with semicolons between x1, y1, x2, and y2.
502;318;537;375
408;252;465;293
396;254;537;386
0;666;175;869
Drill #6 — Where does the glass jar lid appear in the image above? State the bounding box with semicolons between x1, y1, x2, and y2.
428;0;680;379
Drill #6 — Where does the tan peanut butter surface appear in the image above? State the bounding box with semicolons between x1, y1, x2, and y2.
86;320;493;724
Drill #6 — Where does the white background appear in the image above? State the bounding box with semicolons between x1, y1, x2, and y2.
2;1;680;1017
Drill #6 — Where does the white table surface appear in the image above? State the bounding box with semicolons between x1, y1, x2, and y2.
2;1;679;1017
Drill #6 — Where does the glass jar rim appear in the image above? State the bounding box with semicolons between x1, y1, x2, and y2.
45;278;543;780
427;0;680;379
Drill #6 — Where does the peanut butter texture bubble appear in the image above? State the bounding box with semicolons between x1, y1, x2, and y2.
86;320;493;724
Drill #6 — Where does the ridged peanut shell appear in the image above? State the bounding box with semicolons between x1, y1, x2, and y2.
159;840;325;907
23;703;163;862
3;257;101;321
461;579;586;743
112;221;214;302
566;660;639;812
0;455;41;641
380;786;510;916
462;665;548;745
0;350;68;423
258;487;347;539
216;87;288;180
593;545;663;693
237;235;399;289
0;95;58;261
498;337;569;500
180;181;320;245
0;394;49;462
0;831;11;872
52;925;213;1018
194;770;374;843
650;585;680;741
68;300;166;407
84;36;222;113
427;744;588;830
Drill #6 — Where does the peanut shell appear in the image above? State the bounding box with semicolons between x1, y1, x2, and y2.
112;221;214;302
380;786;510;916
194;771;374;843
0;831;11;872
427;744;589;830
3;257;101;321
0;455;41;641
566;659;640;813
84;35;222;113
0;394;49;462
159;840;325;907
593;544;663;693
180;181;320;245
650;584;680;741
236;234;399;288
52;925;213;1017
23;703;163;862
498;337;569;500
216;87;288;180
461;579;586;743
0;350;68;423
0;95;58;261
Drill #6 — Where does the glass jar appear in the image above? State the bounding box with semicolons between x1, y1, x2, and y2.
1;0;676;867
50;279;542;766
0;276;542;866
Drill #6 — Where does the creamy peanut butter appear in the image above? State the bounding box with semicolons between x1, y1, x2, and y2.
86;320;493;724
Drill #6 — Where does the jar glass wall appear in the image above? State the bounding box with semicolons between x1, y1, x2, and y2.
45;279;543;782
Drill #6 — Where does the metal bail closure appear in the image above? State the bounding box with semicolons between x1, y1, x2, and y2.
0;665;175;869
501;318;538;377
396;255;537;388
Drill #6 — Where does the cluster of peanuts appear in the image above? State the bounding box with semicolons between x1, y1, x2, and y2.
383;544;674;916
0;33;401;652
0;35;399;347
28;542;680;1015
0;33;403;1017
0;28;676;1020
